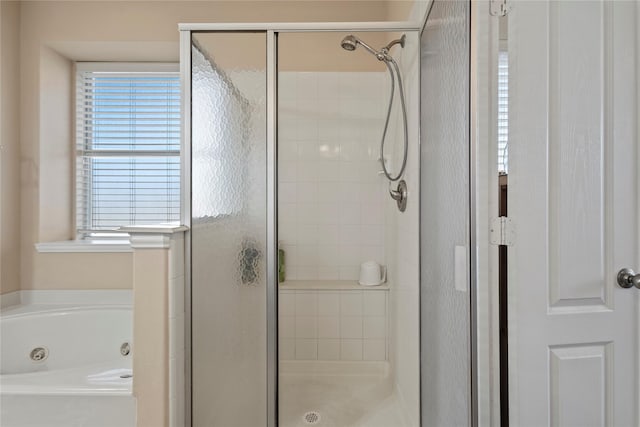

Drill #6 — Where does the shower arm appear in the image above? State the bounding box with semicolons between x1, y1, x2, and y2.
381;35;406;57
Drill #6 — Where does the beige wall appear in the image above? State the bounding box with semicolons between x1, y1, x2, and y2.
32;252;133;290
15;0;412;292
1;1;21;295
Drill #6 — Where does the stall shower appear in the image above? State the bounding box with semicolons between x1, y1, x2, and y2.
185;2;472;424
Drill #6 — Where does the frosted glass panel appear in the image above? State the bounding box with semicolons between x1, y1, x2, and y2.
420;1;471;426
191;32;267;426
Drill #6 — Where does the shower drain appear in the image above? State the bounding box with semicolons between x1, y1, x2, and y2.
120;342;131;356
29;347;48;362
302;411;321;425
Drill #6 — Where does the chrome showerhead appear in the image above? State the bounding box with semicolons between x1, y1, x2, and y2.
340;34;384;60
340;35;358;51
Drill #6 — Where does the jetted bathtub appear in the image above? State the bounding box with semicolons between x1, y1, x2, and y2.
0;304;136;427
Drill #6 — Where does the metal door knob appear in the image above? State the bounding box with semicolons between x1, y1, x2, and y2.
617;268;640;289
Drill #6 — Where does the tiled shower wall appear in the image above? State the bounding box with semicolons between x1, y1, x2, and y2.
279;289;388;361
278;72;388;281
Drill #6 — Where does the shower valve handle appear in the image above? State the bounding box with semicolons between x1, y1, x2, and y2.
389;180;407;213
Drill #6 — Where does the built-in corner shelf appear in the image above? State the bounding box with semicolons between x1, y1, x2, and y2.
279;280;389;291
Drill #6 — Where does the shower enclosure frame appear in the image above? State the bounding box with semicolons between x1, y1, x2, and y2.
179;17;484;427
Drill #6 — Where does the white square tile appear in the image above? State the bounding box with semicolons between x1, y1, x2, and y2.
278;78;296;101
360;183;381;204
318;339;340;360
340;141;358;161
318;118;340;141
297;203;318;225
285;265;299;280
338;245;361;266
285;245;299;266
279;121;297;141
317;266;340;280
317;245;341;267
280;338;295;360
296;73;318;99
295;316;318;338
316;73;336;96
297;182;318;203
297;161;320;182
279;293;295;316
295;292;317;316
317;182;341;203
278;203;297;225
363;316;386;339
298;142;320;161
359;161;380;182
339;182;361;203
360;246;384;264
339;124;361;144
316;161;341;182
361;224;384;246
317;292;340;316
339;266;360;280
279;182;297;203
297;266;318;280
278;222;297;245
360;204;384;225
363;292;386;316
279;140;298;161
316;203;341;225
297;225;318;245
340;339;363;361
295;339;317;360
318;316;340;338
297;245;318;266
340;292;362;316
338;225;360;246
340;316;363;339
339;161;362;182
363;339;386;361
318;142;341;160
340;204;361;225
316;225;341;245
279;161;297;182
280;316;295;338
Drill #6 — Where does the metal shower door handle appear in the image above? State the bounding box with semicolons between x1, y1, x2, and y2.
617;268;640;289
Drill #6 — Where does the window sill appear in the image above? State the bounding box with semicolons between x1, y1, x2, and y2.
35;226;189;253
35;240;133;254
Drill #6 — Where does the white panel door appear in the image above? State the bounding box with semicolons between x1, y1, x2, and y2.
508;1;638;426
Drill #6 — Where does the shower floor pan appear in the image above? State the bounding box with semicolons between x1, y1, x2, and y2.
279;361;409;427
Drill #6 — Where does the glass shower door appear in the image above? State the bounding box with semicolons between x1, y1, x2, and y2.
420;1;473;426
190;32;268;427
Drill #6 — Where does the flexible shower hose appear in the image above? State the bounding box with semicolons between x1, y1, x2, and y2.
379;56;409;182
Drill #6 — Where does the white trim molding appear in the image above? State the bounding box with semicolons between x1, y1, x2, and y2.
122;225;188;250
35;240;133;253
178;21;421;32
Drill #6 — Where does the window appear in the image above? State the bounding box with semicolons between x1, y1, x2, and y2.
75;63;180;238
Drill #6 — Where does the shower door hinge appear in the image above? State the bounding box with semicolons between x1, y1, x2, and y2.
490;217;514;246
490;0;511;16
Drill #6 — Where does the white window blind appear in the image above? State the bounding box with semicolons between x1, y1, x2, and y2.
75;63;180;236
497;50;509;174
